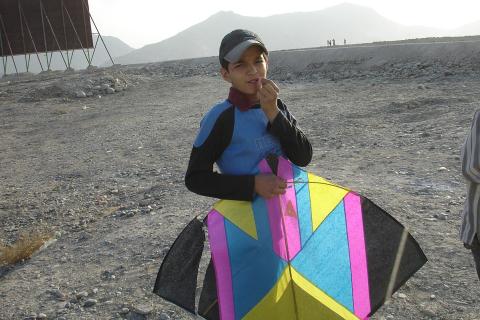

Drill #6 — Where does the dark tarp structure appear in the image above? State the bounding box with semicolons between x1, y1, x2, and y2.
0;0;93;57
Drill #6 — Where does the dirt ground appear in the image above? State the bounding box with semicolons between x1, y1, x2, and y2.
1;41;480;319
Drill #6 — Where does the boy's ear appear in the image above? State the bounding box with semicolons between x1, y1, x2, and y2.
220;67;232;83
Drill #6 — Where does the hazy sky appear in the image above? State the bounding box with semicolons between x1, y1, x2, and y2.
89;0;480;48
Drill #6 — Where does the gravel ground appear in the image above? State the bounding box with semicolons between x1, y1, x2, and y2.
1;40;480;319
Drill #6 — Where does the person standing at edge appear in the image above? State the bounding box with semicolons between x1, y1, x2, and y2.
461;110;480;280
185;29;312;201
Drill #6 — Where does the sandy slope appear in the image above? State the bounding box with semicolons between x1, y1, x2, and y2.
1;40;480;319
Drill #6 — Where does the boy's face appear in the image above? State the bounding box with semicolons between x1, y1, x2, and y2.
221;45;268;101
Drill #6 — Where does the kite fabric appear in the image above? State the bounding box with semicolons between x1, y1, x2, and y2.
153;217;205;313
154;156;427;320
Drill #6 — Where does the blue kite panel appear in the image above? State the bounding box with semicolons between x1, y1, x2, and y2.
291;200;354;311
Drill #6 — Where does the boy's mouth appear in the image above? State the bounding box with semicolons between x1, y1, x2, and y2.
247;78;259;84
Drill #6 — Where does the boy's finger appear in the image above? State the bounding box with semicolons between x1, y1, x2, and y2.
256;78;263;89
257;89;267;100
270;81;280;93
262;83;277;97
261;78;280;93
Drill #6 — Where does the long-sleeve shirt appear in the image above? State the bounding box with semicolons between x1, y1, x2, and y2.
185;94;312;201
461;110;480;245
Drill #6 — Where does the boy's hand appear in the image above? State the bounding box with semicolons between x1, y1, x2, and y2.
256;78;280;122
254;174;287;199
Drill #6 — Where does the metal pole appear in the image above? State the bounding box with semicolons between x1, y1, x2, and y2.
68;49;75;66
2;56;7;75
48;51;53;69
62;3;91;65
18;1;29;72
82;0;115;65
90;32;100;63
0;21;6;75
40;0;68;69
80;0;91;64
0;13;18;75
39;0;51;70
26;54;31;72
19;3;44;72
60;0;71;69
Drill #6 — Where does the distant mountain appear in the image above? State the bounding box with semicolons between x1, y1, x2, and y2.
451;20;480;37
1;35;134;75
113;3;443;65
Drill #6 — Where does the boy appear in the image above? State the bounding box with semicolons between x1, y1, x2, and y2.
461;110;480;280
185;29;312;200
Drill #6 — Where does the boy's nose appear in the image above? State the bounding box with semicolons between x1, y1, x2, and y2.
247;64;257;75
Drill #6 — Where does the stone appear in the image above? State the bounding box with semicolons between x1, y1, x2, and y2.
139;199;151;207
132;304;153;315
114;79;125;92
101;270;115;280
421;306;437;317
433;213;448;221
83;298;97;307
49;288;67;301
159;311;171;320
76;291;89;299
75;90;86;98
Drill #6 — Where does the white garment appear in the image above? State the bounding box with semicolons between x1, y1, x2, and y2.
460;110;480;245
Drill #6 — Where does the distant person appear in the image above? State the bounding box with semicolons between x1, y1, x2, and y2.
460;110;480;280
332;39;336;46
327;40;331;47
344;38;347;45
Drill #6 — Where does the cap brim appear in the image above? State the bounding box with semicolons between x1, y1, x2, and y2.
223;40;266;63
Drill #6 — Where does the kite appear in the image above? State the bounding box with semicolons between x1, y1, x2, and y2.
154;155;427;320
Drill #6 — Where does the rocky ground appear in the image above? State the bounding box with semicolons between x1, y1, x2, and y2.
1;39;480;319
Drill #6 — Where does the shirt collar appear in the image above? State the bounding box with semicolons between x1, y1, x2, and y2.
227;87;259;112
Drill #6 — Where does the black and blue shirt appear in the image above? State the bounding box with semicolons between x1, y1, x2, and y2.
185;90;312;201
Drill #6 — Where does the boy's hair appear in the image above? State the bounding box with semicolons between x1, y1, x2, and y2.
219;29;268;69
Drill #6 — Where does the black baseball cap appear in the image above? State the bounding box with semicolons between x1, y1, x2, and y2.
219;29;268;68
